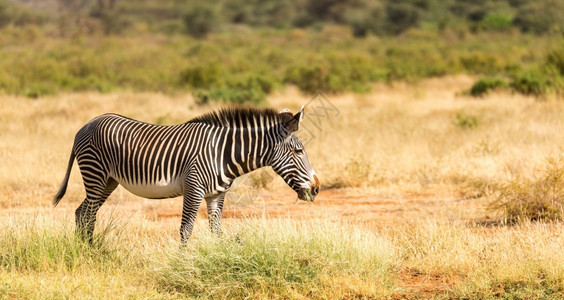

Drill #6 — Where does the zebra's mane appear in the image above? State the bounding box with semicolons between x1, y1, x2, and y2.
188;107;290;128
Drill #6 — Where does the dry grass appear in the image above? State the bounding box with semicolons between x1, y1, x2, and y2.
488;157;564;223
394;220;564;298
275;76;564;197
2;76;564;297
2;75;564;204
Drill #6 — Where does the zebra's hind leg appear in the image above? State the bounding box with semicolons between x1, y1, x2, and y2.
75;178;119;243
205;193;226;236
179;187;205;244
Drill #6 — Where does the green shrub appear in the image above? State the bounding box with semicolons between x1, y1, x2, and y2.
513;0;564;34
344;6;385;37
0;0;48;28
385;46;449;81
469;77;507;97
459;53;505;74
546;45;564;76
194;74;274;105
510;71;550;97
480;13;512;31
22;82;57;98
454;111;479;130
385;2;421;35
179;63;224;89
284;54;376;94
182;2;222;38
488;157;564;223
284;64;332;94
91;9;134;35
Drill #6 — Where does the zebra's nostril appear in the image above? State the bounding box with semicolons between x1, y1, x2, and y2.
313;187;319;195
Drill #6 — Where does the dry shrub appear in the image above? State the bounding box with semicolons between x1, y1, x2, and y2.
457;176;498;199
488;157;564;223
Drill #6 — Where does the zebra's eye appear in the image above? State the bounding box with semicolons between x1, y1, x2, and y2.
294;148;304;155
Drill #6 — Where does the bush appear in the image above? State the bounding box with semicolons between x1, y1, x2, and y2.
480;13;512;31
454;111;479;130
459;53;505;74
510;71;550;96
385;2;421;35
195;87;262;105
22;82;57;98
344;5;385;37
193;75;273;105
90;9;134;35
488;157;564;223
179;63;224;89
183;2;222;38
513;0;564;34
546;44;564;76
0;0;47;28
284;64;332;94
469;77;507;97
385;46;448;80
284;54;377;94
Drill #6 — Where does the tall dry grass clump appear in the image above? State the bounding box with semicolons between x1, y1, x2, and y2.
488;157;564;223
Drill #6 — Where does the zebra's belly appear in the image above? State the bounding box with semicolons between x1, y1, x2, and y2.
118;177;183;199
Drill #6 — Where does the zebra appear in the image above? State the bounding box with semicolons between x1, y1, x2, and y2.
53;106;320;243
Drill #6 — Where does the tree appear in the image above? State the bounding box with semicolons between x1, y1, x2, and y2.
183;1;222;38
514;0;564;34
385;1;421;35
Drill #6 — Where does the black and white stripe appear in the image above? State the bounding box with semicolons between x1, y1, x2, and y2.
53;107;319;243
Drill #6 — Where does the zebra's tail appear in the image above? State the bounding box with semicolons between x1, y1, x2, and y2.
53;149;76;207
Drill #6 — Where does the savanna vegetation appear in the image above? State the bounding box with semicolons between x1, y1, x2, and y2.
2;78;564;298
0;0;564;101
2;0;564;298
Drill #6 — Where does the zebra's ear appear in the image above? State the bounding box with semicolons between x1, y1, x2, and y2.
283;106;304;133
298;105;305;122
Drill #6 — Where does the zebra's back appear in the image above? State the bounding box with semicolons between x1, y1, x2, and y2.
74;114;208;199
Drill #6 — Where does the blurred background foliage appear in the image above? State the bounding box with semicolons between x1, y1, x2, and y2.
1;0;564;102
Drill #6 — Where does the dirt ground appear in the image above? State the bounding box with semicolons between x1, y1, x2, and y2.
145;188;484;227
56;186;482;230
0;182;485;235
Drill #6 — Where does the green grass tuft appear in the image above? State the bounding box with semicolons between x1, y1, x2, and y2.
469;77;507;97
454;111;480;130
152;219;398;298
0;216;123;272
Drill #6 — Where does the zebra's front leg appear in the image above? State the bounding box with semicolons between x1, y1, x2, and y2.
180;187;205;244
205;192;226;236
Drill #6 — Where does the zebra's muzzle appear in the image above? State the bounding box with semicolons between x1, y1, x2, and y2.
297;188;315;202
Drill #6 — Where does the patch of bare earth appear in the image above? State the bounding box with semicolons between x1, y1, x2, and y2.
393;268;463;299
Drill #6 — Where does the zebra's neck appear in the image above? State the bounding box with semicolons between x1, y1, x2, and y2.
218;124;282;180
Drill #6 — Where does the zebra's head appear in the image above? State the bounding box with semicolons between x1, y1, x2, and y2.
271;106;320;202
